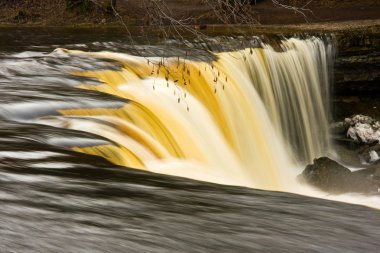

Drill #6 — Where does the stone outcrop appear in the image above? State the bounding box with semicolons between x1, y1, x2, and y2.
333;27;380;120
300;157;380;194
331;115;380;166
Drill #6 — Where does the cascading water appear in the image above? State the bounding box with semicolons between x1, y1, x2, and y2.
3;28;380;253
34;37;332;191
242;38;333;162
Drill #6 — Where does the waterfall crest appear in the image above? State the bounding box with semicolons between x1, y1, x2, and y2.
38;37;332;190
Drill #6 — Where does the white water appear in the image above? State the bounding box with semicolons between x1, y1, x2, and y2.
30;37;331;192
26;37;380;209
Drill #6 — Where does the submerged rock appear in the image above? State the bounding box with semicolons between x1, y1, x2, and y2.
301;157;380;194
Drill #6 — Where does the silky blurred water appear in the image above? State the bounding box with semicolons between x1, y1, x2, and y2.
0;28;380;252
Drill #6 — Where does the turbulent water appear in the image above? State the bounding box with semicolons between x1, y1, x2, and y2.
32;37;330;191
1;28;380;252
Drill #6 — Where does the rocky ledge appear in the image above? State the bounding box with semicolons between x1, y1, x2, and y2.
331;114;380;166
300;157;380;194
333;25;380;120
303;114;380;194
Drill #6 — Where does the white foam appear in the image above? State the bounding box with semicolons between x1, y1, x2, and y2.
0;151;64;160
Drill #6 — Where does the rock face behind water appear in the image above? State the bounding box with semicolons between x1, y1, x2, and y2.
301;157;380;194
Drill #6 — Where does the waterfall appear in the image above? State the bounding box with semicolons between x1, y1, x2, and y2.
239;38;332;162
37;37;332;191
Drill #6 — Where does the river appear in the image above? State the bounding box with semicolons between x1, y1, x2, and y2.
0;28;380;252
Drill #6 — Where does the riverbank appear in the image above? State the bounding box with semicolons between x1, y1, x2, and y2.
1;19;380;36
1;1;380;121
1;0;380;27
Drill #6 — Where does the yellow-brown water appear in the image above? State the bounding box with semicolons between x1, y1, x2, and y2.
39;38;331;191
3;29;380;253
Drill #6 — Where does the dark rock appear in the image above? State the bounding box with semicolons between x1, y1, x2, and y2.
301;157;380;194
357;143;380;164
335;53;380;96
302;157;351;193
332;29;380;121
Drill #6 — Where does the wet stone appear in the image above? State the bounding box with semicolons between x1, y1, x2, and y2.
301;157;380;194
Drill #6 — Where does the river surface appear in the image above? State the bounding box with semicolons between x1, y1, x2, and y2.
1;28;380;252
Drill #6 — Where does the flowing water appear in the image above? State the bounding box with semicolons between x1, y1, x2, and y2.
1;28;380;252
